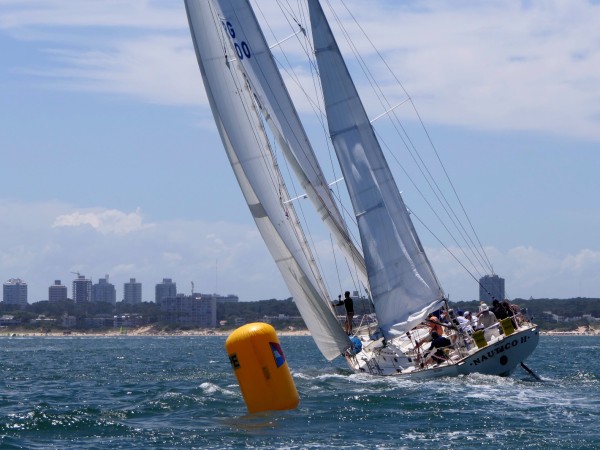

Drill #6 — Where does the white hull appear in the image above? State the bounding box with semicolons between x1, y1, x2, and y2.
346;324;540;379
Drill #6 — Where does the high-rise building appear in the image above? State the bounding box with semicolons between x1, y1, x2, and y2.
92;275;116;304
155;278;177;303
49;280;68;303
72;274;92;303
2;278;28;308
479;274;505;303
124;278;142;304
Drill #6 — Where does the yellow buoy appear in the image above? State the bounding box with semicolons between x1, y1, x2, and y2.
225;322;299;414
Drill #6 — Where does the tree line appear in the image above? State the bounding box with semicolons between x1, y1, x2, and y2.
1;297;598;331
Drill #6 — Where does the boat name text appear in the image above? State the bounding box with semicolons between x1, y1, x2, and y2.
470;335;529;366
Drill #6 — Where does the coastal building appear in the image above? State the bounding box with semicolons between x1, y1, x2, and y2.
159;293;217;328
72;274;92;303
123;278;142;304
61;314;76;328
49;280;68;303
155;278;177;303
92;275;116;304
113;314;144;328
479;274;505;303
200;293;239;303
2;278;28;308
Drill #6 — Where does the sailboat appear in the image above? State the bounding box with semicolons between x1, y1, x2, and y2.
184;0;539;378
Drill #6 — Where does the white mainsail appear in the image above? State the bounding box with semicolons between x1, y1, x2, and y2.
212;0;368;288
185;0;350;360
307;0;445;338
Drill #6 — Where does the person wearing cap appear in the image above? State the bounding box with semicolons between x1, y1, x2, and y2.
414;314;444;350
427;314;444;336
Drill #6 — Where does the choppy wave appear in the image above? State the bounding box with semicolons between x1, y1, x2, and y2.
1;335;599;448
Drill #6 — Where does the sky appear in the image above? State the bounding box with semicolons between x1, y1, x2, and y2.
1;0;599;304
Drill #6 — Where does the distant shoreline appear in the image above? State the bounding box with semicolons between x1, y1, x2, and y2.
2;326;599;338
0;325;311;338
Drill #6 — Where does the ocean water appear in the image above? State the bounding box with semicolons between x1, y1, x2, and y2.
1;335;598;449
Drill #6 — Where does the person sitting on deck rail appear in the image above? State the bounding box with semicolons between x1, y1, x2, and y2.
414;314;444;349
422;331;453;367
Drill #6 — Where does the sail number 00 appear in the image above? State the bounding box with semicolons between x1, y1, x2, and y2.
224;21;251;59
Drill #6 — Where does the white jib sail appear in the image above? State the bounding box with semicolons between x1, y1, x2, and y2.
308;0;445;338
211;0;368;288
185;0;350;360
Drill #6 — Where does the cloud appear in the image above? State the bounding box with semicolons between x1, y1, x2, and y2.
1;199;598;303
561;249;600;274
431;244;600;301
1;1;599;139
52;207;153;235
0;200;286;303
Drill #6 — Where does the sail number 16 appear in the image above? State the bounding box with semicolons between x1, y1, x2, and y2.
224;21;251;60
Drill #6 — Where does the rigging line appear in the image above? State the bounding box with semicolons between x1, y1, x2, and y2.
262;1;364;264
320;0;487;276
269;1;342;188
410;206;485;289
270;0;348;215
214;20;282;198
269;1;351;232
375;118;489;278
220;15;330;302
254;1;329;182
204;13;285;207
245;2;355;251
409;102;495;273
377;130;486;280
324;0;486;274
267;106;334;299
329;234;343;298
332;0;494;274
390;106;492;274
336;0;494;273
324;0;489;274
254;2;367;299
322;0;393;120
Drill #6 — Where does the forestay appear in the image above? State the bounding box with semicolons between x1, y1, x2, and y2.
185;0;351;360
213;0;368;288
